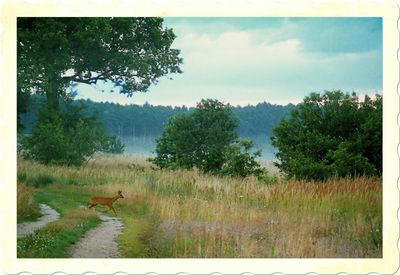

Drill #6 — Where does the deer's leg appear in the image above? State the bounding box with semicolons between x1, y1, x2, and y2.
110;206;117;216
105;204;113;213
88;203;96;209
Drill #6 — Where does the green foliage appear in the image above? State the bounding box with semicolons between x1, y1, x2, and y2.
151;113;197;170
21;94;293;140
271;90;382;180
18;17;182;110
102;136;125;154
17;18;181;164
22;102;123;166
17;89;30;133
22;110;70;165
151;99;238;173
151;99;265;178
328;142;376;177
220;139;266;179
191;99;239;173
234;101;294;137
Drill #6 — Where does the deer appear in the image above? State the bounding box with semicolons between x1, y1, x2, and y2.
88;190;124;216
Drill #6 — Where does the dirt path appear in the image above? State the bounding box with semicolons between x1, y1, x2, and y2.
17;204;60;238
68;212;124;258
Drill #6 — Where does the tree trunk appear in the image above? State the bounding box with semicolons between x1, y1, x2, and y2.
46;75;60;111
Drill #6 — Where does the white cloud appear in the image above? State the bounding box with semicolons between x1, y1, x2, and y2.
175;30;307;91
172;28;381;90
75;19;382;106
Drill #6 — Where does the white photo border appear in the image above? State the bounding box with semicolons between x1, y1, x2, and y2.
0;0;398;274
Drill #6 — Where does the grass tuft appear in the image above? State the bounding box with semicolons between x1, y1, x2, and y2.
17;182;41;223
26;173;56;188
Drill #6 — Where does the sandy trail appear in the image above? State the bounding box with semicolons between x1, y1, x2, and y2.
68;212;124;258
17;204;60;238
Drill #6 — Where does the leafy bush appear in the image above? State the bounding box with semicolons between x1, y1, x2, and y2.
22;110;69;165
328;142;377;177
271;91;382;180
220;139;266;179
21;101;124;166
151;99;238;174
151;113;199;170
151;99;264;178
101;136;125;154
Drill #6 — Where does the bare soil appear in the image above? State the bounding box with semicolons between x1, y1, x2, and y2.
68;213;124;258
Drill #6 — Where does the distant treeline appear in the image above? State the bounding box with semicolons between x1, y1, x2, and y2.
21;94;294;138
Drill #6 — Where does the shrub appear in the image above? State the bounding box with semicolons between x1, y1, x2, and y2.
151;99;267;179
101;136;125;154
151;99;238;174
22;102;124;166
220;139;267;179
271;91;382;180
328;142;376;177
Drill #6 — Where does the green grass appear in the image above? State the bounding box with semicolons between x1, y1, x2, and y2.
17;207;42;224
34;186;92;215
116;194;170;257
17;216;100;258
17;208;42;223
17;185;101;258
17;182;158;258
26;173;56;188
118;215;149;257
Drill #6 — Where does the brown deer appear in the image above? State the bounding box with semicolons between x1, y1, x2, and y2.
88;190;124;215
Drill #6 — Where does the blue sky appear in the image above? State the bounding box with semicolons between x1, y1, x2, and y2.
74;17;382;106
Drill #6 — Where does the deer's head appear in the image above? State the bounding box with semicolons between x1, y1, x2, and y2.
118;190;124;199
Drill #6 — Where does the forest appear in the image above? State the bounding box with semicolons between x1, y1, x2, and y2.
20;94;293;160
20;94;294;139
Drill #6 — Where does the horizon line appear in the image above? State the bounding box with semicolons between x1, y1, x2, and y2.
73;91;382;109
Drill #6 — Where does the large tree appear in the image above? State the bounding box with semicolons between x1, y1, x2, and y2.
17;17;183;111
152;99;239;173
18;17;182;165
271;90;382;180
151;99;266;178
22;102;108;166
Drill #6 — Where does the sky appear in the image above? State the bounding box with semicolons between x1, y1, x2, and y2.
73;17;382;107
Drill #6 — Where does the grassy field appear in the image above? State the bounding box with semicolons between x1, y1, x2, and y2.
17;154;382;258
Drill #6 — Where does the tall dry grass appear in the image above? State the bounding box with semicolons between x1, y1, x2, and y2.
17;182;38;218
138;176;381;257
18;155;382;257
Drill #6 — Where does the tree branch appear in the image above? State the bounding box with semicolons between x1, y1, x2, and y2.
62;74;108;85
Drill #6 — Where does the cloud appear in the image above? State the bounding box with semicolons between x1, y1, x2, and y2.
169;26;381;90
167;17;382;54
75;18;382;106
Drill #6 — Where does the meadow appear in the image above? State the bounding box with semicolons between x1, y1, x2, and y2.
17;154;382;258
